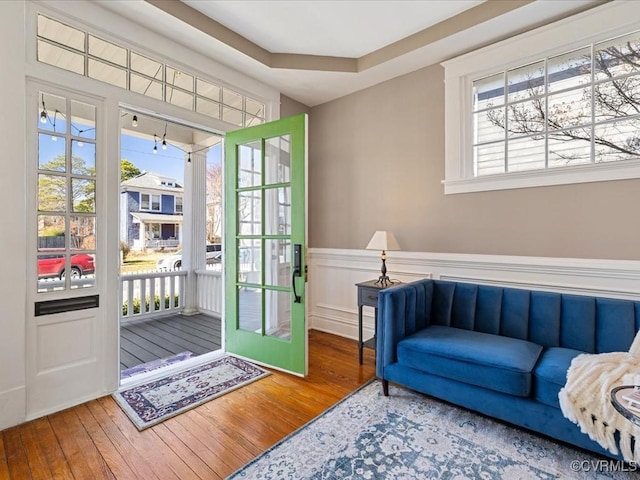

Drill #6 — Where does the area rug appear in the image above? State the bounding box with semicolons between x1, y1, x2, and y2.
120;351;196;379
228;381;634;479
114;355;269;430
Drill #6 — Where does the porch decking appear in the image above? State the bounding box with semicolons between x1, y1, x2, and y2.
120;313;222;371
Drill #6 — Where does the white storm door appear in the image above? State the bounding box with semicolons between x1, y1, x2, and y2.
26;84;116;418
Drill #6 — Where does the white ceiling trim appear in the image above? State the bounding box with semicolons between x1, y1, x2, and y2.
98;0;603;107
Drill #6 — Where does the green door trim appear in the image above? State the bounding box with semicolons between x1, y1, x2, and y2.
224;113;307;375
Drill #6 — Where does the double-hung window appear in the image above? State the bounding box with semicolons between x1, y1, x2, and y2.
442;2;640;194
140;193;160;212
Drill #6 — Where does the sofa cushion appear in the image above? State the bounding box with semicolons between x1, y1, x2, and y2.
533;347;583;408
396;325;543;397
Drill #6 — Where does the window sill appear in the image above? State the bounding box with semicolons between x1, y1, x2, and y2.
442;159;640;195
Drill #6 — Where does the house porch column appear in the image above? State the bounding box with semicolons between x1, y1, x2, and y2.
181;149;207;314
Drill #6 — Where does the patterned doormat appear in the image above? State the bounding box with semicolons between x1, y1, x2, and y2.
114;355;269;430
229;381;634;479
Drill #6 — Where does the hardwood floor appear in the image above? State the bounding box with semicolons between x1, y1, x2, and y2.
1;330;376;479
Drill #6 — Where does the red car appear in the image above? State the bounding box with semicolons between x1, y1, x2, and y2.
38;253;95;279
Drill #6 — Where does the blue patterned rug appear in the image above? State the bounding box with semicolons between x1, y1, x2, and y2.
114;355;269;430
228;381;633;479
120;351;196;379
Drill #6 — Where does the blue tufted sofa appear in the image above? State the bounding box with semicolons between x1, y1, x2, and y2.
376;278;640;459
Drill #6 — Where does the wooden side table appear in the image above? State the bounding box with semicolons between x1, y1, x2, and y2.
356;280;401;365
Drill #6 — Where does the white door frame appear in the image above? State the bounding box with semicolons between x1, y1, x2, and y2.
25;81;120;419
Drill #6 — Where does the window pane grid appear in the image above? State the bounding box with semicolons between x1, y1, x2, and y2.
472;31;640;176
88;35;127;67
36;92;97;293
37;39;85;75
36;13;267;127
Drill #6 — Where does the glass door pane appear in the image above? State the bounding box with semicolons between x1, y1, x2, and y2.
235;133;294;339
225;114;307;375
36;92;97;292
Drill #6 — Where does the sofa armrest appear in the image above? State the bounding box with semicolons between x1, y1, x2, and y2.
376;279;434;379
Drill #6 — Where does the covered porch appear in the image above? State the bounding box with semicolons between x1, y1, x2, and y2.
119;267;223;375
118;114;226;377
119;265;263;376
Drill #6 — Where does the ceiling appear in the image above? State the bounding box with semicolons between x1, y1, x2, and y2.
181;0;485;58
99;0;604;107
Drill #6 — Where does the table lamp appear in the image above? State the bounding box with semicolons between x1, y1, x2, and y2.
366;231;400;286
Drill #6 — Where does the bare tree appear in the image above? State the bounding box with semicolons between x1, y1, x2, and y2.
487;43;640;163
206;162;222;243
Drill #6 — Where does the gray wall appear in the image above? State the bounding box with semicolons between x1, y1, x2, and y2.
308;65;640;260
280;94;311;118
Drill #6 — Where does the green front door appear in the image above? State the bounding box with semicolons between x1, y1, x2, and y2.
224;114;307;375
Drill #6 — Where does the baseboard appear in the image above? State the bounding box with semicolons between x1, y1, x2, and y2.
25;388;111;423
309;312;371;341
0;386;26;430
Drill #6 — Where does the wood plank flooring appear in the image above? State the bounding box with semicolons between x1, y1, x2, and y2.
1;330;376;479
120;313;221;370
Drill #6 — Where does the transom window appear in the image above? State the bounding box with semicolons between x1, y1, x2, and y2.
442;3;640;194
36;13;266;128
473;32;640;176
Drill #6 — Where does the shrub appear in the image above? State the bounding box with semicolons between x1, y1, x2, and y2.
120;241;131;261
122;294;180;316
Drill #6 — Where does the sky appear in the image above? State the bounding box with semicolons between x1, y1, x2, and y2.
38;123;222;184
121;134;222;183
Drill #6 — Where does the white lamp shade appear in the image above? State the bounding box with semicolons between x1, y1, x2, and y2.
366;231;401;251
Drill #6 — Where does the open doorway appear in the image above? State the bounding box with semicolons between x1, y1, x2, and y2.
117;109;224;381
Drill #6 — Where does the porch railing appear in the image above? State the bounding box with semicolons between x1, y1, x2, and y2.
145;239;180;250
196;268;222;317
121;269;186;321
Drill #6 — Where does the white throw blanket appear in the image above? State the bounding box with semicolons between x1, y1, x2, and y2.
559;332;640;462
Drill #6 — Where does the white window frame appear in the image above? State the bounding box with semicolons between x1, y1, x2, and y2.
35;13;267;128
140;192;161;212
27;82;103;296
442;2;640;194
26;2;280;134
175;195;183;214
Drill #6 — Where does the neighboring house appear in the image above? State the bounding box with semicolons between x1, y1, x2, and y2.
120;172;184;251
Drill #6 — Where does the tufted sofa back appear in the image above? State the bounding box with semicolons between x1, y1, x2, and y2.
396;279;640;354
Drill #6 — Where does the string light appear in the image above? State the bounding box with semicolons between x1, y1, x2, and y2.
150;121;209;164
40;94;47;123
51;110;58;141
162;124;167;150
41;102;95;146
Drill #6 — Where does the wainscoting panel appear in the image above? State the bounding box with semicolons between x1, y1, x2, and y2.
308;248;640;341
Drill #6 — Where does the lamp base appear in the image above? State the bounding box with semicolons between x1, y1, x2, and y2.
374;275;393;287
